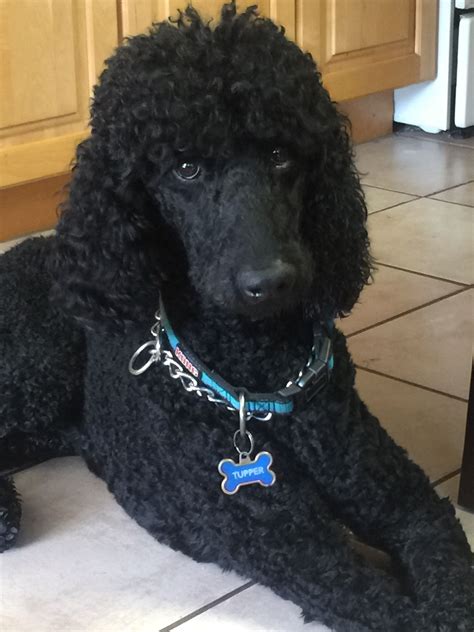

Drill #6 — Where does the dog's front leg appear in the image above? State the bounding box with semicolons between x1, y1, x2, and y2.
221;479;413;632
287;384;473;630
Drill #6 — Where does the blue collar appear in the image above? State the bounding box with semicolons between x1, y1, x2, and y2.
159;298;334;416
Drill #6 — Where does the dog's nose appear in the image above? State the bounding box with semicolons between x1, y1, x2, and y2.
237;261;296;304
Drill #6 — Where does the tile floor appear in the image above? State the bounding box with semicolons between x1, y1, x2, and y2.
0;130;473;632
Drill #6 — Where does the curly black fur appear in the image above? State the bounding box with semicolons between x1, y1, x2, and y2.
1;3;472;631
50;2;371;329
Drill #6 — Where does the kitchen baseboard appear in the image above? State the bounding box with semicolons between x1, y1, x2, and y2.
0;175;68;242
339;90;394;145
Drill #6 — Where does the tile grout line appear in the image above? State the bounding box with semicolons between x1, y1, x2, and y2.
424;179;474;198
368;197;420;216
346;286;470;339
365;188;473;215
428;196;474;209
355;366;469;404
362;180;473;200
374;262;471;287
432;469;462;488
361;183;422;196
159;581;255;631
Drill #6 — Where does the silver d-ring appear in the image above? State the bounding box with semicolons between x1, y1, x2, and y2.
233;429;254;457
128;340;160;376
239;392;247;439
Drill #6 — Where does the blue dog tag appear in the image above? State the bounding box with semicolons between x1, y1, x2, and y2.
218;451;276;495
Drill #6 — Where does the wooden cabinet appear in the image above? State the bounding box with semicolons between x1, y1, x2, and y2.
297;0;437;101
120;0;295;39
0;0;118;189
0;0;437;191
0;0;437;240
121;0;437;104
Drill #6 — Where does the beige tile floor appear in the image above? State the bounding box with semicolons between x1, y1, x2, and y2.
0;131;473;631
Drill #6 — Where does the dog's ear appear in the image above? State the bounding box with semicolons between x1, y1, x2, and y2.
49;136;164;330
303;107;373;319
49;17;202;331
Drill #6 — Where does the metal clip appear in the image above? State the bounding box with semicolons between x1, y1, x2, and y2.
239;391;248;439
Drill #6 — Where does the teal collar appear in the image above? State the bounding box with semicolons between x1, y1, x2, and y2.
159;298;334;416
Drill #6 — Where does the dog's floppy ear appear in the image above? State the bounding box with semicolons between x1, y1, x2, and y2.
50;135;164;330
303;106;373;320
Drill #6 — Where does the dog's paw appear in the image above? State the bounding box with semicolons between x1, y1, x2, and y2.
0;477;21;552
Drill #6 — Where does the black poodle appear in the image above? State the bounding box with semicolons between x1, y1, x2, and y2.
1;4;473;630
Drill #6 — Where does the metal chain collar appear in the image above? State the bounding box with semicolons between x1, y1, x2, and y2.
129;309;321;422
129;311;275;421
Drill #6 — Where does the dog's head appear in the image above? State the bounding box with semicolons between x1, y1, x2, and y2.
52;2;372;328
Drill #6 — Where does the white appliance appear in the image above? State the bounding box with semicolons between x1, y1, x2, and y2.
394;0;474;132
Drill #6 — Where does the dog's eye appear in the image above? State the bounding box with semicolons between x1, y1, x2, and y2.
175;162;201;180
271;147;292;170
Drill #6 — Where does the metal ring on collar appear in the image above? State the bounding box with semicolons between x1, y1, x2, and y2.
128;340;161;376
233;429;254;458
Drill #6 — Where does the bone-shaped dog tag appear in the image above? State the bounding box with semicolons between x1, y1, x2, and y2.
218;451;276;495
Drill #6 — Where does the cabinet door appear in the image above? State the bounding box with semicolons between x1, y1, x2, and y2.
297;0;437;101
121;1;295;40
0;0;118;188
